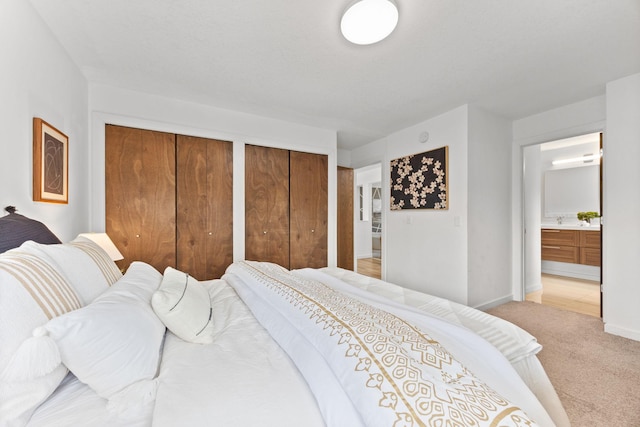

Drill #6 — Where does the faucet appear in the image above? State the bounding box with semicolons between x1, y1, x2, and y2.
556;216;563;224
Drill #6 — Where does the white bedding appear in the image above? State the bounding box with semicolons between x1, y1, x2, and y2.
24;262;568;427
26;373;152;427
152;278;325;427
225;261;552;426
310;267;570;427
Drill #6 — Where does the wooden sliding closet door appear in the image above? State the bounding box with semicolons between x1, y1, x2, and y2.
289;151;328;269
105;125;176;273
337;166;354;270
176;135;233;280
245;145;290;268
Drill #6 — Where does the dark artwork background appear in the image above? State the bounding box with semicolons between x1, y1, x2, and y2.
43;132;65;195
390;146;448;210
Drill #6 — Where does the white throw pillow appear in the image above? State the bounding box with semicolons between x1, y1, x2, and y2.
0;247;79;427
152;267;215;344
44;262;165;403
21;235;122;304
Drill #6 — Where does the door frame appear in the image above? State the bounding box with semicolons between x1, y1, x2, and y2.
520;132;604;317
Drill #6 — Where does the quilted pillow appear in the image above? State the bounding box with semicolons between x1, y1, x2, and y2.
152;267;215;344
0;249;80;426
0;208;61;254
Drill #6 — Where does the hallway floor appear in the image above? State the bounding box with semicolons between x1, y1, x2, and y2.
526;273;600;317
356;257;381;279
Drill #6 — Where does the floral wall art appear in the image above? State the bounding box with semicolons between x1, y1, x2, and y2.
390;146;448;210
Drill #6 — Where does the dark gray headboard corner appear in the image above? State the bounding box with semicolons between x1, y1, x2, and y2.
0;206;62;253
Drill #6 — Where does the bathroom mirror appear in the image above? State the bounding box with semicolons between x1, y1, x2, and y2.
544;165;599;217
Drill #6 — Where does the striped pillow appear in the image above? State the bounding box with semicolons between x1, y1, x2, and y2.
0;250;80;425
21;236;122;305
69;237;122;285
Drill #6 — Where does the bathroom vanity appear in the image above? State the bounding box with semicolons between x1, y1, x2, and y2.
541;226;601;266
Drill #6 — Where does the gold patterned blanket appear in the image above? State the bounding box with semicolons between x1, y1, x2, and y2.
223;261;542;427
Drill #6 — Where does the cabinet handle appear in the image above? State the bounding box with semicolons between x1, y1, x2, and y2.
263;231;267;234
311;229;315;233
542;245;561;249
208;232;212;236
542;230;560;233
135;234;140;238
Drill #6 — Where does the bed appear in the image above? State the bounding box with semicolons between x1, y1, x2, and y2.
0;214;570;427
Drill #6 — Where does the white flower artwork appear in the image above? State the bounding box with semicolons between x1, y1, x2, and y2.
390;146;448;210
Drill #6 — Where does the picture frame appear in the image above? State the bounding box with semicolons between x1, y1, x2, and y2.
33;118;68;203
390;145;448;210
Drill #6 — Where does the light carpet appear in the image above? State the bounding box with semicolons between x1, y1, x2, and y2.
487;301;640;427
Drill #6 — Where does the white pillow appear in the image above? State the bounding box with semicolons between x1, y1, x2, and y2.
152;267;215;344
0;247;79;426
44;262;165;403
21;235;122;304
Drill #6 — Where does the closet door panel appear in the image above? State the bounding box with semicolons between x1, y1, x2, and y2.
106;125;176;273
177;135;233;280
106;125;142;272
245;145;290;268
290;151;328;269
337;166;354;270
204;138;234;279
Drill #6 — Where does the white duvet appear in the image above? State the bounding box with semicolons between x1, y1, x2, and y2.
152;277;325;427
28;262;566;427
223;261;555;426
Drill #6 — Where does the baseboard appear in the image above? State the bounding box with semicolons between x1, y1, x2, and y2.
474;294;514;312
542;260;600;282
604;323;640;342
525;283;542;294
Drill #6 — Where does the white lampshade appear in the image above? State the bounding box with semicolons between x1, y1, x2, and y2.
341;0;399;45
78;232;124;261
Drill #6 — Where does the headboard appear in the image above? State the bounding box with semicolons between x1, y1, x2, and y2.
0;206;61;253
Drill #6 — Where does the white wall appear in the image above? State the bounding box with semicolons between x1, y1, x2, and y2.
349;105;514;308
512;85;640;341
87;84;339;265
350;106;470;303
385;107;469;303
604;73;640;341
0;0;89;241
511;96;606;300
467;106;513;308
523;145;543;293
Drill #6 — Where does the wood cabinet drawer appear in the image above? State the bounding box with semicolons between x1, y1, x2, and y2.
580;247;601;266
541;229;578;246
541;228;600;266
579;230;601;248
541;245;579;263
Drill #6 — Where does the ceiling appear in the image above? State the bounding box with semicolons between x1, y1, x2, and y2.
29;0;640;150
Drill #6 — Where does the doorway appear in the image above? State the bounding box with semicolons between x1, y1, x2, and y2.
355;163;382;279
522;132;602;317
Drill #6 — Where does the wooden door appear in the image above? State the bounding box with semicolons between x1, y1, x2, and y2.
245;145;290;268
337;166;354;270
289;151;328;269
177;135;233;280
105;125;176;273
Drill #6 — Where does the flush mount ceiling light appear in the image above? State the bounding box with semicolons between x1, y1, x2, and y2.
341;0;399;45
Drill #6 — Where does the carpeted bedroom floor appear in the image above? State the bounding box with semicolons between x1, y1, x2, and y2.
487;301;640;427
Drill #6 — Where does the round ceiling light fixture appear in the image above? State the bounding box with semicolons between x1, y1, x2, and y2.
340;0;399;45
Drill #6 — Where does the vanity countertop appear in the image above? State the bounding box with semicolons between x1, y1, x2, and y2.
541;224;600;231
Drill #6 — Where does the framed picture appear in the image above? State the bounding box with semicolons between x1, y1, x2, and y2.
33;118;68;203
390;145;448;210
